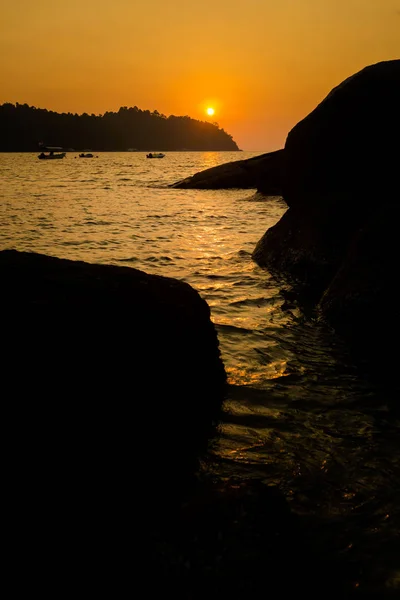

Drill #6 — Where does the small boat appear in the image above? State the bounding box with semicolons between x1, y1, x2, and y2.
38;145;66;159
146;152;165;159
79;153;94;158
38;151;66;159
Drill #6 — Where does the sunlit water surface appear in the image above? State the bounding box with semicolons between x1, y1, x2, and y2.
1;152;399;589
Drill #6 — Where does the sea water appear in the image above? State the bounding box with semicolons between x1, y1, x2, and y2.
1;151;399;589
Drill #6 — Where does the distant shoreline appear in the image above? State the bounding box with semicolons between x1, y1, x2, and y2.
0;149;245;153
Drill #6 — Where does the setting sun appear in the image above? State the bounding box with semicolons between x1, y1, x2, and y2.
206;107;215;116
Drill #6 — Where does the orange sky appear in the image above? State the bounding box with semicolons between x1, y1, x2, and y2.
1;1;399;150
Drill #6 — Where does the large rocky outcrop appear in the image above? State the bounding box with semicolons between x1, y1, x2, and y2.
1;249;226;572
1;248;226;480
282;59;399;208
252;60;400;364
170;149;284;192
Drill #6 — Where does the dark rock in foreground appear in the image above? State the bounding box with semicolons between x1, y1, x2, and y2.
1;249;226;581
252;60;400;371
1;248;226;484
170;149;283;193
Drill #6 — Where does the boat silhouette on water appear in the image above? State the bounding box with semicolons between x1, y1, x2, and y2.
38;145;66;159
146;152;165;158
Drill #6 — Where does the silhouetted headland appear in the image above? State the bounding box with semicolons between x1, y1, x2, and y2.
0;103;239;151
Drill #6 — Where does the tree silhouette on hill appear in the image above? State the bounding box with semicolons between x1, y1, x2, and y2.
0;103;240;151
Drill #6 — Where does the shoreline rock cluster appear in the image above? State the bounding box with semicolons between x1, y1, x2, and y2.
171;60;400;385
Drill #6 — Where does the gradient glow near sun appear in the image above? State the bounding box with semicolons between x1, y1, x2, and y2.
206;107;215;116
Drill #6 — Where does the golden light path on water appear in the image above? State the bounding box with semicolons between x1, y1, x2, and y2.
0;152;399;593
